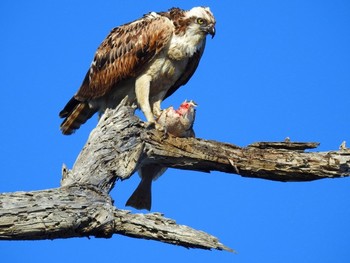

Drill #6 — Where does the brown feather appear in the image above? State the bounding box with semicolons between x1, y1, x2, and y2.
159;8;189;36
75;15;173;101
60;100;96;135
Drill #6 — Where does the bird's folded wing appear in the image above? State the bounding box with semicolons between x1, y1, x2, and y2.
75;15;173;101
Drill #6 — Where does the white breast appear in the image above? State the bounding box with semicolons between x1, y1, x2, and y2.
168;28;205;60
144;54;188;95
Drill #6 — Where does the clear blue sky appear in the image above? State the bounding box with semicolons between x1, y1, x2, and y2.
1;0;349;262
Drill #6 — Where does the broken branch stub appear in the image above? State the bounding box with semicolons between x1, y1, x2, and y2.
2;101;349;252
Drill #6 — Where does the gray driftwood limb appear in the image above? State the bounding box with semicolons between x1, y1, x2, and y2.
61;102;350;186
1;100;350;251
0;101;232;252
142;135;350;182
0;185;230;251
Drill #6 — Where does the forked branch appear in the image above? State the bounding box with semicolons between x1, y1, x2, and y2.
1;101;349;251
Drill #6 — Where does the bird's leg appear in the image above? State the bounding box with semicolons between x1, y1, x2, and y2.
152;101;162;118
135;76;155;125
150;90;168;118
149;90;168;131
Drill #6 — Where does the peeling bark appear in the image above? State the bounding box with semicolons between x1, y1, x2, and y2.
1;101;349;251
0;185;230;251
142;134;350;181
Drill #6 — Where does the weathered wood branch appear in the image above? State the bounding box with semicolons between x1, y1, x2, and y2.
0;185;231;251
0;102;232;251
142;134;350;182
1;100;349;251
61;101;350;187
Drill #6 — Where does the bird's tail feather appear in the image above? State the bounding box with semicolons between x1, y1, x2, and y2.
59;97;96;135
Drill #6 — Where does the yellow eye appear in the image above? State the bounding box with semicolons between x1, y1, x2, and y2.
196;18;206;25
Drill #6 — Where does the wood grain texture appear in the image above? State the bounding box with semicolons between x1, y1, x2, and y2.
0;185;230;251
142;134;350;181
1;99;349;251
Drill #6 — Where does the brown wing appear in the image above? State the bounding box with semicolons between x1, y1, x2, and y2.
164;38;206;100
75;14;174;101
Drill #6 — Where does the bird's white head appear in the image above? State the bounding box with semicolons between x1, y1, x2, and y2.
185;7;216;38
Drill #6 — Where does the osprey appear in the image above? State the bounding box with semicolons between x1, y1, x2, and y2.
59;7;215;134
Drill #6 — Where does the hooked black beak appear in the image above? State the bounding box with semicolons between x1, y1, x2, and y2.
207;25;216;38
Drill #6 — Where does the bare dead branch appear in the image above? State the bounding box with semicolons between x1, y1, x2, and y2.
1;101;349;251
61;102;350;186
141;133;350;181
0;185;231;251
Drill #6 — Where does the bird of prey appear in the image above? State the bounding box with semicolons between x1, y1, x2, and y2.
59;7;215;135
126;100;197;210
